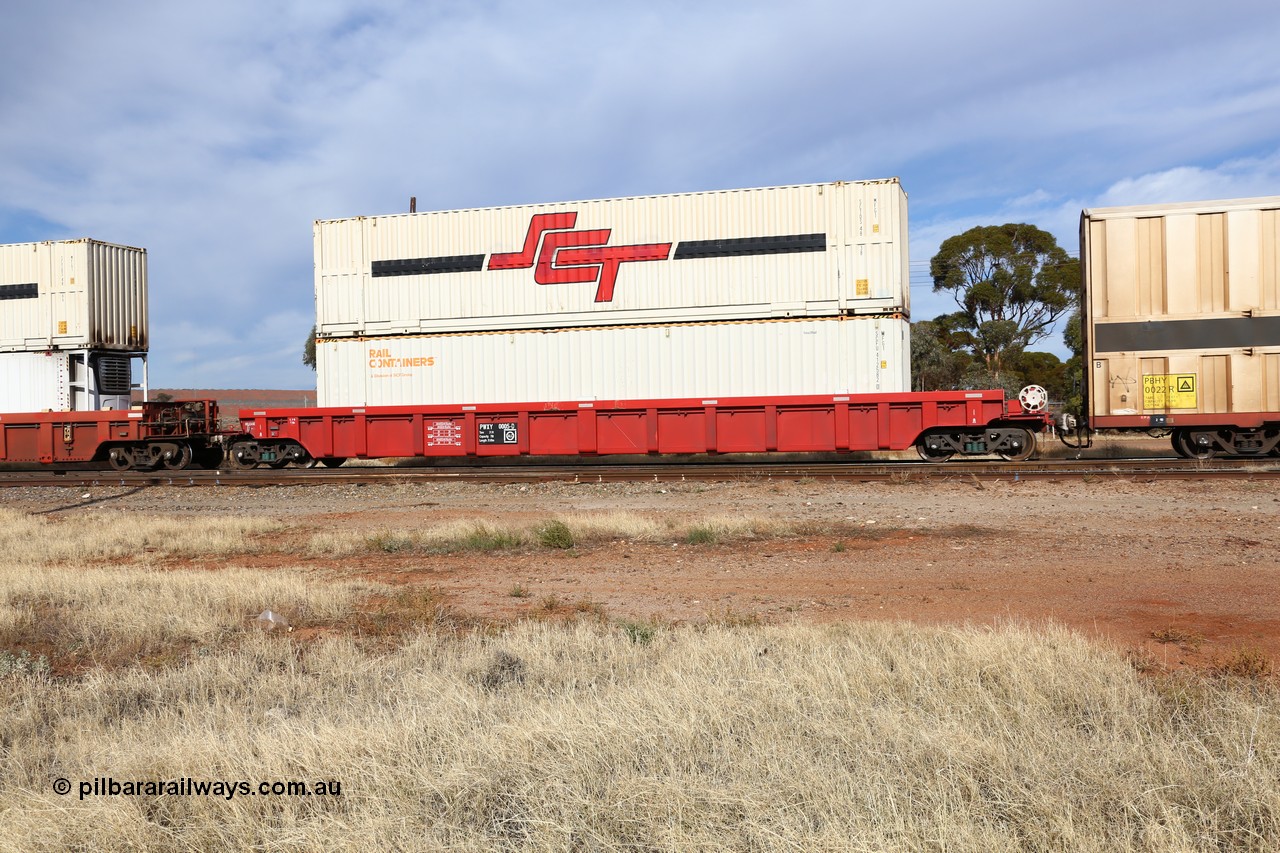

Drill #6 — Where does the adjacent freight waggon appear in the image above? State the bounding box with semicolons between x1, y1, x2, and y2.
0;239;150;414
0;239;226;469
1071;195;1280;458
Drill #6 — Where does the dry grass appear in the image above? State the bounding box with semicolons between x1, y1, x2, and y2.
0;507;386;671
0;507;280;565
0;561;389;672
1;620;1277;850
307;511;874;556
3;505;1279;850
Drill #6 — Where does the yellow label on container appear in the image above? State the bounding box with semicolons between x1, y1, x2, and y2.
856;279;870;296
1143;374;1197;409
57;321;67;334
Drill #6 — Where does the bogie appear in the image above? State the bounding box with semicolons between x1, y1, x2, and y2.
914;427;1038;463
1168;427;1280;459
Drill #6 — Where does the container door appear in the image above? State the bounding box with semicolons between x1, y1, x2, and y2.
315;219;365;336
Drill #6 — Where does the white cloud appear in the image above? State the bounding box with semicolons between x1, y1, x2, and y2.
1096;151;1280;207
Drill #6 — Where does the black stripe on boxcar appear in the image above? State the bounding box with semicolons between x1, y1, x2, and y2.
1095;316;1280;353
0;282;38;300
372;255;486;277
672;233;826;260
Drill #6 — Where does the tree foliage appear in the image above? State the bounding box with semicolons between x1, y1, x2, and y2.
912;319;1075;406
910;320;971;391
1059;308;1084;415
930;224;1078;379
303;325;317;370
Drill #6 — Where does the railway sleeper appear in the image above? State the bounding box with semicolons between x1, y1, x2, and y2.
916;427;1037;463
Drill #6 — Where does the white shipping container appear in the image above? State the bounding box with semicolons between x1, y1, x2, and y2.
0;239;147;353
316;180;909;336
0;350;137;413
1081;196;1280;421
317;316;909;408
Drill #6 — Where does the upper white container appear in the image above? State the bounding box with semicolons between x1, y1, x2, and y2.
315;180;909;336
0;239;148;353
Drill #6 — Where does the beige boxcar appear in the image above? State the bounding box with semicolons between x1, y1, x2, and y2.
315;179;908;337
1081;195;1280;455
0;239;148;353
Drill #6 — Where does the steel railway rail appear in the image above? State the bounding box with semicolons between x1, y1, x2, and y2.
2;456;1278;488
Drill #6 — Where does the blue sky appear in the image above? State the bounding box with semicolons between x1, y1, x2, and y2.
2;0;1278;389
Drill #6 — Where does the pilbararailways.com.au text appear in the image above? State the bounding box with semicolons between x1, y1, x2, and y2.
55;777;342;801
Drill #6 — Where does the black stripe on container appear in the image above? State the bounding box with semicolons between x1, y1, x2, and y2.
1095;316;1280;353
673;233;826;260
372;255;486;277
0;282;37;300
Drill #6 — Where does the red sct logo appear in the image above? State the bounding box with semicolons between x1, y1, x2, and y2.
487;212;672;302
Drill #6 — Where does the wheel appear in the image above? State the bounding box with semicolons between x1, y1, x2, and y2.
227;444;260;469
1176;430;1216;460
319;457;347;468
915;434;954;463
997;428;1037;462
107;447;133;471
161;443;193;471
1171;430;1190;458
296;456;320;469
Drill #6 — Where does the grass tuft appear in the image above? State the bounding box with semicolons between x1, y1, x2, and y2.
535;519;576;550
685;525;719;545
619;619;658;645
1211;647;1274;680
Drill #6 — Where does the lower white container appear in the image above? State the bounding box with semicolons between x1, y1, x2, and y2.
317;316;909;407
0;350;141;413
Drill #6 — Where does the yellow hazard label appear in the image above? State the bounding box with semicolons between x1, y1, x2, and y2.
856;279;870;296
1143;373;1197;409
57;321;67;334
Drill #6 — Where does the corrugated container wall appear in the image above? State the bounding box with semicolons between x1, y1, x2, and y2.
0;351;71;412
0;350;136;413
0;239;148;352
315;180;908;336
1081;196;1280;423
317;317;909;408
